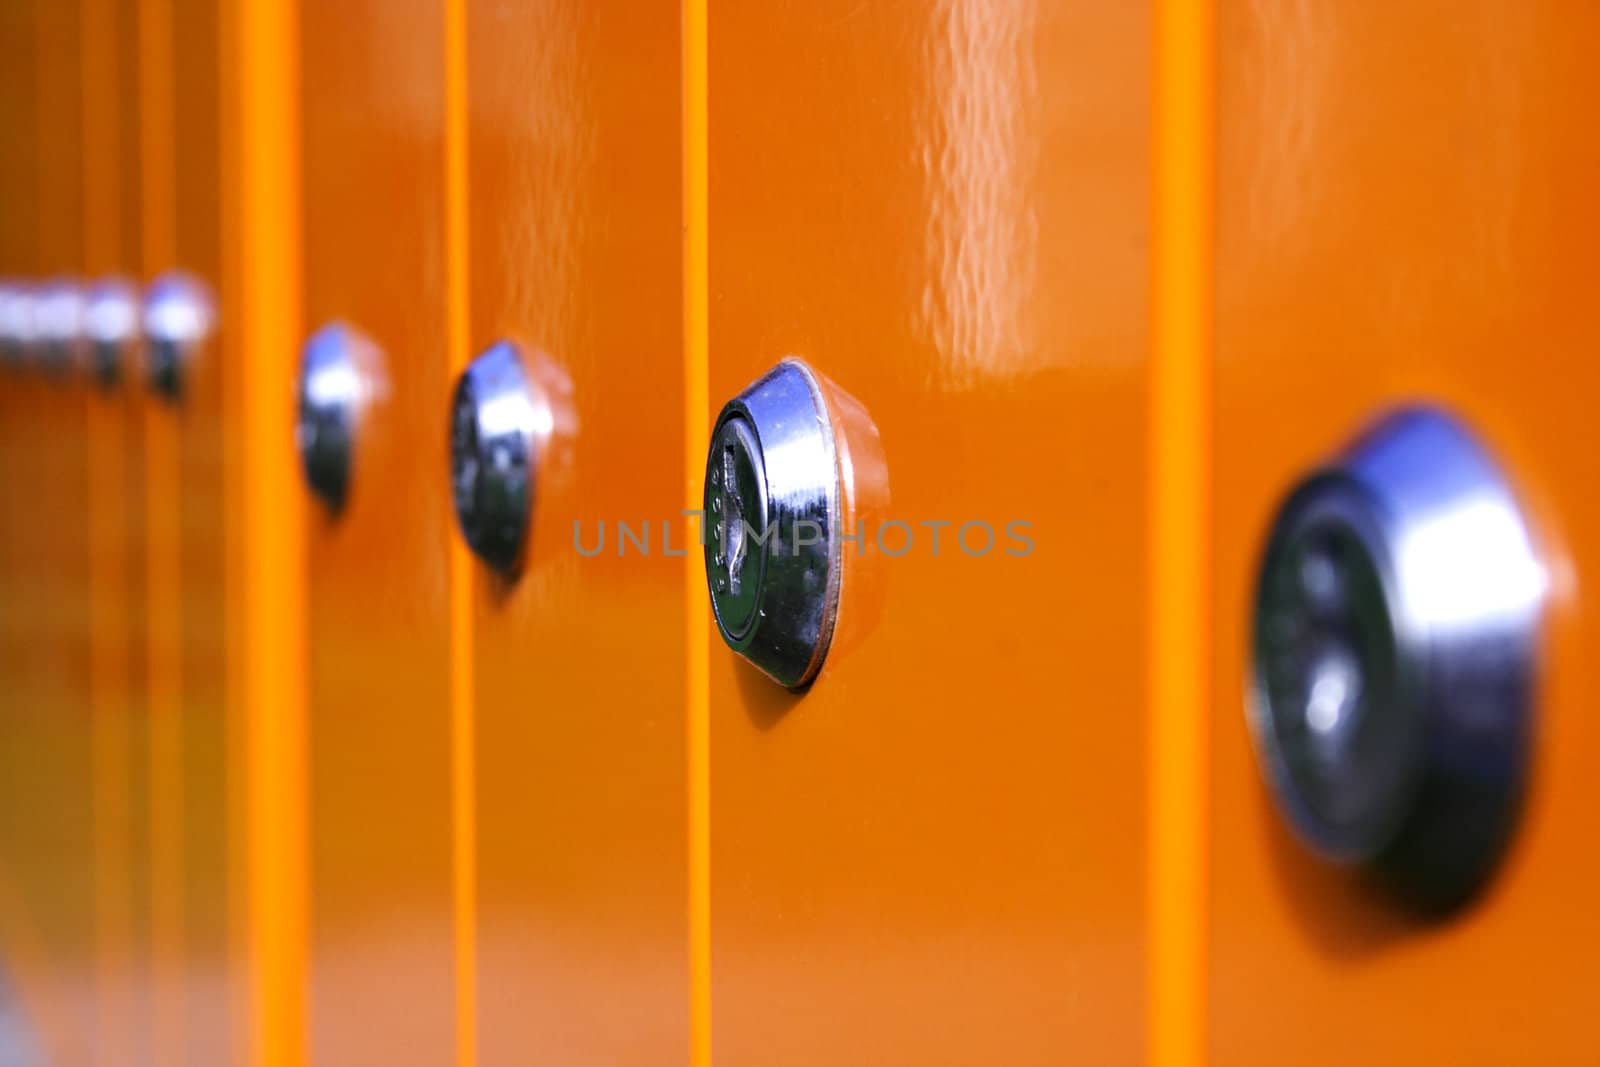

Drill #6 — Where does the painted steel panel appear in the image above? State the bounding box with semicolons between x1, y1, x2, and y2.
299;1;456;1062
160;1;234;1061
707;2;1151;1063
0;1;98;1062
83;0;153;1062
464;1;690;1061
0;2;89;1062
1211;5;1600;1062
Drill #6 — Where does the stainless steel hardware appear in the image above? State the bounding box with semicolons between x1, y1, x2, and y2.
705;359;843;690
1251;406;1545;909
143;272;214;399
450;340;538;575
0;283;38;368
34;280;85;376
84;277;140;387
297;322;382;514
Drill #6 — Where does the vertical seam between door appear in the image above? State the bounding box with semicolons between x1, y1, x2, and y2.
137;0;186;1059
1149;0;1213;1064
81;1;134;1060
683;0;711;1063
236;0;306;1062
443;0;477;1063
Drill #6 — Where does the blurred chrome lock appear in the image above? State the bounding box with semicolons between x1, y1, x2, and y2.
297;323;383;514
84;277;140;387
34;280;86;376
1251;407;1545;910
450;341;537;576
705;359;842;690
0;283;38;368
143;272;214;399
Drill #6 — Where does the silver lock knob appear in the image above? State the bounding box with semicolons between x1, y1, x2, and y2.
1250;406;1545;909
143;271;214;399
84;277;140;387
297;323;381;514
450;341;537;576
34;279;86;376
705;359;842;689
0;283;38;368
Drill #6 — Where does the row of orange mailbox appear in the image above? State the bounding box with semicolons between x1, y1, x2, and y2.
3;1;1600;1065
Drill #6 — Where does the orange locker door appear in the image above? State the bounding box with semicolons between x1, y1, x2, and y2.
0;1;83;1062
706;3;1150;1063
1211;6;1600;1062
463;1;689;1061
82;0;152;1061
0;0;34;1025
299;1;455;1061
144;0;234;1060
1;0;99;1060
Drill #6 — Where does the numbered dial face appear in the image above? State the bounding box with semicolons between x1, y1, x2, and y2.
1252;482;1422;863
705;415;769;644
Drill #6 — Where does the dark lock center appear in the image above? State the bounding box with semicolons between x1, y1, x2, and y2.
705;416;768;643
451;377;482;536
1254;488;1420;862
448;341;536;576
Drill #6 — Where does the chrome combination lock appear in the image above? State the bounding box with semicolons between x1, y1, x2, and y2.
705;359;843;690
84;278;140;387
1250;407;1546;910
297;322;383;514
0;283;36;367
142;271;214;400
450;341;538;576
34;280;85;375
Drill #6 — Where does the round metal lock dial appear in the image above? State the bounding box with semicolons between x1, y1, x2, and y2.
1250;407;1545;910
142;272;214;399
450;340;537;576
84;278;140;387
0;284;38;368
34;280;86;376
704;359;842;690
297;323;377;514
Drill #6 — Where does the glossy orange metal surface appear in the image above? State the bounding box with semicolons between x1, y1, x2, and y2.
1149;1;1211;1064
159;2;237;1061
137;0;188;1059
464;1;689;1060
441;2;475;1062
4;1;98;1061
680;3;709;1062
0;2;82;1061
299;1;455;1061
82;0;152;1062
1211;5;1600;1062
231;0;309;1062
0;0;42;1052
707;2;1150;1062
